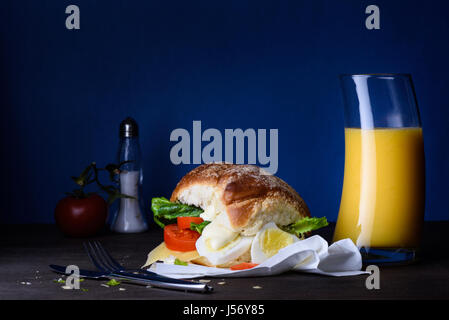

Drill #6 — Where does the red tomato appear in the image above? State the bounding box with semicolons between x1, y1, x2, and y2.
177;216;204;230
230;263;259;270
54;194;108;237
164;224;200;252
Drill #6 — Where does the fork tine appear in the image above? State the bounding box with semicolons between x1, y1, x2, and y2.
83;241;108;272
93;241;123;270
92;241;119;271
90;241;114;272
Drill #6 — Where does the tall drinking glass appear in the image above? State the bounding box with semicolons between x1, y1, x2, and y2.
333;74;425;264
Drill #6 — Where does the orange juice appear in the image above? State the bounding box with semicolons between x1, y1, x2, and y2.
333;127;425;248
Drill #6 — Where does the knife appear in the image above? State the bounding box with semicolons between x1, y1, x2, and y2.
50;264;108;279
49;264;213;293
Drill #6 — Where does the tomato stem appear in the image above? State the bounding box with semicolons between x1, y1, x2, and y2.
68;161;136;205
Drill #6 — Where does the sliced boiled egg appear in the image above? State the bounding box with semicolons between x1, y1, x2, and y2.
251;222;299;263
196;212;253;266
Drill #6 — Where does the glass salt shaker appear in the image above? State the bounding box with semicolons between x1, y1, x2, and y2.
110;117;148;233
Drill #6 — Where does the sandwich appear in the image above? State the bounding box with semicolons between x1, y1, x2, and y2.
144;163;328;269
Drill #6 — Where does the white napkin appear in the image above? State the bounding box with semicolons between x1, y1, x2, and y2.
147;235;369;278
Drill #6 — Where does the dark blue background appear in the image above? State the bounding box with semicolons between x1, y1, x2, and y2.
1;0;448;223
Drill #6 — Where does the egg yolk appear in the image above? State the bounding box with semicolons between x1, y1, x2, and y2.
261;228;294;258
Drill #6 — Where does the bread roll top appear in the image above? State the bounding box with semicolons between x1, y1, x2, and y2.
170;163;310;236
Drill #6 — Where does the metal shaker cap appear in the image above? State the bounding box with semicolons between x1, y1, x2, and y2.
119;117;139;137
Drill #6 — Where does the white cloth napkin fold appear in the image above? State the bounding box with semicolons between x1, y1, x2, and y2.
148;235;369;278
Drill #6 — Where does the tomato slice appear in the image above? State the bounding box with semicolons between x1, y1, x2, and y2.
230;263;259;270
177;216;204;230
164;224;200;252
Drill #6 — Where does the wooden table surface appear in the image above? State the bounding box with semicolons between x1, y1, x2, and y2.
1;222;449;300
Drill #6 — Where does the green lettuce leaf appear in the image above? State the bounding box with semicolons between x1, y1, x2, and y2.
190;221;211;234
174;258;188;266
151;197;203;228
282;216;329;238
106;279;121;287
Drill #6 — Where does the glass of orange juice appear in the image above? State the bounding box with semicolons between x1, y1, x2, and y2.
333;74;425;264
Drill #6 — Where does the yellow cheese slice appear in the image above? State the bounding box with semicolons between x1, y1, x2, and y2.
142;242;200;268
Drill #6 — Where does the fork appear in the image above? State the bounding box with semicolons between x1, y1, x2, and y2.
83;241;213;293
